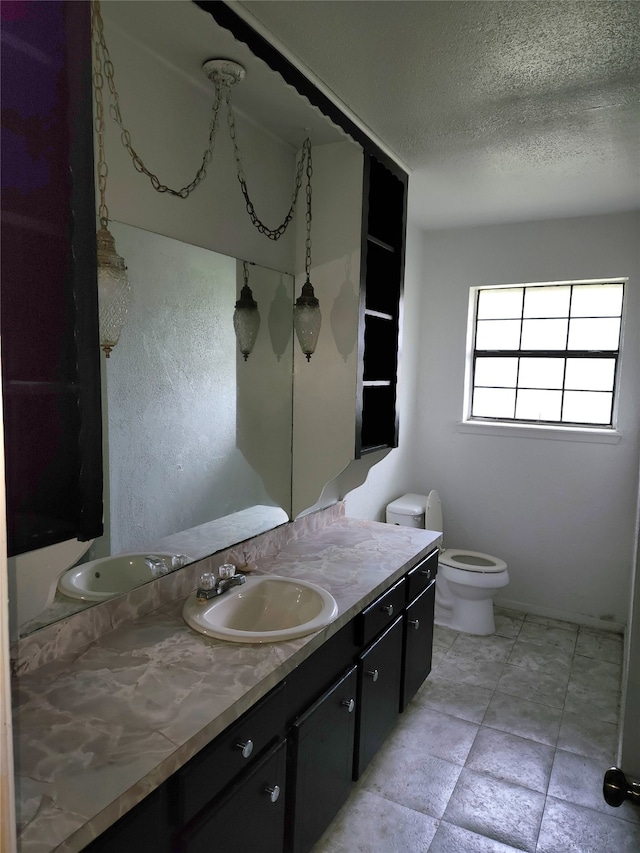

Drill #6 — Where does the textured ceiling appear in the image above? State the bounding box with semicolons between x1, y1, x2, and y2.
239;0;640;229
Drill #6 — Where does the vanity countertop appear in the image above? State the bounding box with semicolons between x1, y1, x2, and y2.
13;518;441;853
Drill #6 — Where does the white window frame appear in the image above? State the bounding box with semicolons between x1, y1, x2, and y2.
461;278;627;443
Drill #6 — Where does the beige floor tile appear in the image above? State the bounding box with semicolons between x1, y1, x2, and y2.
414;673;494;724
465;726;555;793
443;768;545;853
312;789;439;852
536;797;640;853
483;691;562;746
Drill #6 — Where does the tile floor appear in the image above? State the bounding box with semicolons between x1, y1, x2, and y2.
313;608;640;852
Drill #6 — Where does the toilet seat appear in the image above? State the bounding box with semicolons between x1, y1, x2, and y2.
440;548;507;574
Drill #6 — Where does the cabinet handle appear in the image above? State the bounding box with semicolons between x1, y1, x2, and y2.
381;604;394;616
236;739;254;759
341;698;355;713
419;568;432;578
264;784;281;803
408;619;420;631
366;669;379;682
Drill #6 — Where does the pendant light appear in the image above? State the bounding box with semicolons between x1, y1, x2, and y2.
233;262;261;360
294;145;321;361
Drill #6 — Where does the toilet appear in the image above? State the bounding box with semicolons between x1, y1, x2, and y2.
385;491;509;635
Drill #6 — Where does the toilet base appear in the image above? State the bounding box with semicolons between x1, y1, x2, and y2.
449;597;496;635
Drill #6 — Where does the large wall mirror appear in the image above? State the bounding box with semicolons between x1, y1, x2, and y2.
9;0;365;640
11;227;294;637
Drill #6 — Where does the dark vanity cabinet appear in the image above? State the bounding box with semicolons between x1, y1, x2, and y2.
356;153;408;457
82;550;437;853
0;0;103;556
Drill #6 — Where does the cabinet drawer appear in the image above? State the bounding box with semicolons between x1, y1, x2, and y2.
358;577;406;647
405;550;438;602
175;682;286;825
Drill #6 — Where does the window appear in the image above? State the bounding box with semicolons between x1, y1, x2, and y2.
466;280;625;428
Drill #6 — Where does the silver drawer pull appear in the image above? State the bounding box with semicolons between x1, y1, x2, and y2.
419;569;432;578
236;739;254;759
408;619;420;631
366;669;379;682
381;604;394;616
342;698;355;713
265;784;280;803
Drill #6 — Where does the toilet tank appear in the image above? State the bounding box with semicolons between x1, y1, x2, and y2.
385;494;428;528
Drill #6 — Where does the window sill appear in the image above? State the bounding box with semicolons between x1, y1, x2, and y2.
457;420;621;444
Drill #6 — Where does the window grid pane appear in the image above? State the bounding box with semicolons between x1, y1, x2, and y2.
470;281;623;428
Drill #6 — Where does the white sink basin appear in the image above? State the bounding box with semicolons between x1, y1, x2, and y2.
57;553;183;602
182;575;339;643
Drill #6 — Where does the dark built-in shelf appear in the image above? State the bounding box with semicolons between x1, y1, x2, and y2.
356;154;407;457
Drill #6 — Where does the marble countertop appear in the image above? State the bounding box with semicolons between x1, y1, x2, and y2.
12;518;440;853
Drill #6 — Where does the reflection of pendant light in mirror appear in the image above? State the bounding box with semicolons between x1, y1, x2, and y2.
234;262;260;361
92;0;130;356
294;280;321;361
294;143;321;361
96;226;130;357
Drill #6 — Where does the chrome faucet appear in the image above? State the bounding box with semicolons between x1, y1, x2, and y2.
146;555;170;575
196;570;245;602
146;554;188;576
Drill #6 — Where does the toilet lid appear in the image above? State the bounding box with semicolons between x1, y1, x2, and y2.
440;548;507;573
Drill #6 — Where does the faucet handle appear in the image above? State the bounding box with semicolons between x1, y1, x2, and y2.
198;572;215;591
218;563;236;580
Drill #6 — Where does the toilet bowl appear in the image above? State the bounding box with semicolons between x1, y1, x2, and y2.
385;492;509;635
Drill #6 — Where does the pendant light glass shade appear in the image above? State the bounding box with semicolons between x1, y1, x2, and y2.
96;225;131;357
233;282;261;361
294;278;322;361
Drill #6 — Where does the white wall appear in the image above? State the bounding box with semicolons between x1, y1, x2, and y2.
413;212;639;627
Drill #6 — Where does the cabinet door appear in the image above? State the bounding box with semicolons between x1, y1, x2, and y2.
354;616;403;779
81;784;171;853
180;739;287;853
401;580;436;712
288;666;358;853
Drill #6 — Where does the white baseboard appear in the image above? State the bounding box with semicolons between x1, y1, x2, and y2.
495;596;625;635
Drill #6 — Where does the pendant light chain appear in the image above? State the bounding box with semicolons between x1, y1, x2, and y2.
226;87;311;240
91;0;311;239
92;1;109;228
91;0;223;199
305;145;313;276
